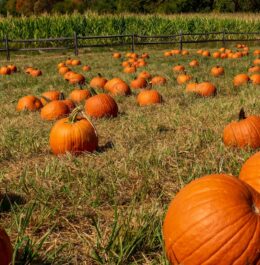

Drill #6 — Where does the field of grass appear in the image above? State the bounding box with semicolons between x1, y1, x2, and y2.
0;44;260;264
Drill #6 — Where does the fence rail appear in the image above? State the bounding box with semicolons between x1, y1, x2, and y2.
0;31;259;60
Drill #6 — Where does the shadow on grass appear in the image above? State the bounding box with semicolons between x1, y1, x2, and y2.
97;141;114;153
0;192;26;212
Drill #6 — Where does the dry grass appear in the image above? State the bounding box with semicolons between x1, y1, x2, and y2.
0;43;259;264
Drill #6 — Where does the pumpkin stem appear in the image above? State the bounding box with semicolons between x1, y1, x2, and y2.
41;95;51;103
68;106;82;123
239;108;246;120
90;87;98;96
59;92;65;100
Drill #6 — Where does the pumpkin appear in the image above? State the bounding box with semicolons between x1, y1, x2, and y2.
16;95;43;112
196;49;203;54
189;60;199;67
85;93;118;118
248;66;260;73
59;66;70;75
137;89;162;106
89;75;108;90
136;60;147;67
61;99;75;111
176;73;192;85
25;67;34;74
253;59;260;66
57;62;66;68
130;77;147;89
212;51;221;58
181;50;189;56
0;66;11;75
41;90;61;105
68;73;85;85
41;100;70;121
233;74;250;87
253;50;260;56
141;53;149;59
219;47;226;52
113;52;121;59
82;65;91;71
250;74;260;85
239;152;260;193
122;61;131;68
64;71;76;81
123;66;136;73
138;71;152;80
220;53;228;59
0;227;13;265
49;108;98;155
164;51;172;57
193;82;216;97
66;58;73;65
104;78;124;91
30;69;42;77
223;108;260;148
151;76;166;86
211;66;224;77
172;65;185;72
71;59;81;66
69;88;91;103
109;81;131;96
202;50;210;57
163;174;260;265
7;64;17;72
185;82;198;93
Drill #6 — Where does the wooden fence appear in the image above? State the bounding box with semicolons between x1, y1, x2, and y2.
0;31;259;60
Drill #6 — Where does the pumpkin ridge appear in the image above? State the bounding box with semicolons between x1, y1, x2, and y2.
197;214;256;264
248;118;260;146
232;217;258;264
172;203;251;250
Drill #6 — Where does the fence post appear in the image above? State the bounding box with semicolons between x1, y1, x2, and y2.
222;30;226;48
4;34;10;61
179;30;183;51
74;31;78;56
131;33;135;52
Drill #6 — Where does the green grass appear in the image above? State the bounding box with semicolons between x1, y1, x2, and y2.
0;43;259;264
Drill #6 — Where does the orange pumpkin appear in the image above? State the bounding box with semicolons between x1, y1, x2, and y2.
151;76;166;86
85;94;118;119
137;89;162;106
176;73;192;85
141;53;149;59
181;50;189;56
41;91;61;105
59;66;70;75
57;62;66;68
109;81;131;96
189;60;199;67
49;109;98;155
69;88;91;103
68;73;85;85
253;59;260;66
40;101;70;121
64;71;76;81
25;67;34;74
172;65;185;72
104;78;124;91
71;59;81;66
82;65;91;71
89;75;107;90
113;52;121;59
192;82;216;97
30;69;42;77
123;66;136;73
223;108;260;148
164;51;172;57
233;74;250;87
201;50;210;57
196;49;203;54
16;95;43;112
138;71;152;80
0;66;11;75
163;174;260;265
185;82;198;93
211;66;224;77
248;66;260;73
239;152;260;193
250;74;260;85
212;51;221;58
0;227;12;265
130;77;148;89
7;64;17;72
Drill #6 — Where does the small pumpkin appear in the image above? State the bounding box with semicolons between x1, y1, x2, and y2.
212;51;221;58
176;73;192;85
185;82;198;93
16;95;43;112
82;65;91;71
194;82;216;97
30;69;42;77
7;64;17;72
248;66;260;73
109;81;131;96
164;51;172;57
201;50;210;57
59;66;70;75
71;59;81;66
104;78;124;91
211;66;224;77
163;174;260;265
138;71;152;80
253;59;260;66
57;62;66;68
250;74;260;85
89;74;108;89
223;108;260;149
233;74;250;87
189;60;199;67
0;66;11;75
68;73;85;85
123;66;136;74
69;88;91;103
41;90;61;105
141;53;149;59
40;100;70;121
137;89;162;106
85;93;118;119
151;76;166;86
49;108;98;155
172;65;185;72
130;77;148;89
113;53;121;59
181;50;189;56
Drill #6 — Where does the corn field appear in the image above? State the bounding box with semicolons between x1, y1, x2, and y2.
0;13;259;40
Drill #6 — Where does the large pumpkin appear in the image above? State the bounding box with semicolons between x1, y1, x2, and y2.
163;174;260;265
50;109;98;155
223;108;260;148
239;152;260;193
85;93;118;118
16;95;43;112
137;89;162;106
0;227;13;265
